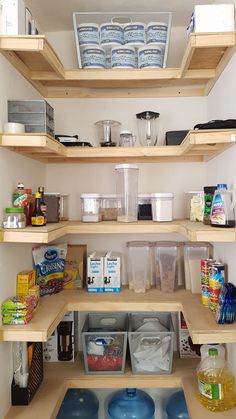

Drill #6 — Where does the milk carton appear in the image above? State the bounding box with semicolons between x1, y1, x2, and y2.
87;252;104;292
104;252;121;292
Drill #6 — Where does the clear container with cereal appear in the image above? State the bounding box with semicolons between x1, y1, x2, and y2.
81;194;101;222
154;241;178;292
100;194;118;221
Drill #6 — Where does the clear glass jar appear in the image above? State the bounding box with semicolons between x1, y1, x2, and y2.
81;194;101;222
100;194;118;221
3;207;26;229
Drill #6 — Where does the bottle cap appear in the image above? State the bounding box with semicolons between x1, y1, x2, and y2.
38;186;44;192
217;183;228;189
35;193;41;199
5;207;24;213
17;182;24;188
209;348;218;356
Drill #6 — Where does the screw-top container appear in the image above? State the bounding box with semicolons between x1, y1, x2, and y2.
211;183;236;228
197;346;236;411
81;194;101;222
3;207;26;229
107;388;155;419
115;164;139;222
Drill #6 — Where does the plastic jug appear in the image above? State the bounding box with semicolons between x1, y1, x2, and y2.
210;184;236;228
107;388;155;419
197;347;236;412
165;390;189;419
56;388;99;419
200;343;225;360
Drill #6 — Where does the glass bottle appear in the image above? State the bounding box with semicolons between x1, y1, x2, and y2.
38;186;47;224
31;193;46;227
24;188;35;226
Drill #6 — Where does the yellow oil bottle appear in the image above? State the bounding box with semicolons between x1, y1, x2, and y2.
197;347;236;412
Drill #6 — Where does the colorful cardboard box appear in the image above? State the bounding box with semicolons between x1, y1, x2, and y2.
63;244;87;289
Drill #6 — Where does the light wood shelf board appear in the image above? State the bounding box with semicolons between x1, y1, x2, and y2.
1;289;236;344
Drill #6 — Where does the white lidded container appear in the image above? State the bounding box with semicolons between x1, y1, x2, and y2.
115;164;139;223
77;23;100;45
81;193;101;222
111;45;136;68
100;194;118;221
81;45;106;68
146;22;168;45
151;193;174;221
123;22;146;46
100;22;124;46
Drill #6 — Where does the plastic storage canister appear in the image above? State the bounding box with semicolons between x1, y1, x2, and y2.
138;194;152;220
183;242;212;293
56;388;99;419
119;130;136;147
126;241;153;293
82;45;106;68
151;193;173;221
59;194;69;221
185;191;204;221
115;164;139;222
154;241;178;292
3;207;26;229
100;194;118;221
81;194;101;222
107;388;155;419
165;390;189;419
77;23;99;45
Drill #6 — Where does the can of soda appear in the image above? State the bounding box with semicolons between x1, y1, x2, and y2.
209;263;225;312
201;259;215;306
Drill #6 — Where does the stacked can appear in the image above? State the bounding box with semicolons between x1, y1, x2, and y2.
209;263;225;312
201;259;215;306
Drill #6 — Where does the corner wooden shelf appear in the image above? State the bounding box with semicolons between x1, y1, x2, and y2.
1;220;236;244
1;128;236;163
0;32;236;97
1;288;236;344
6;355;236;419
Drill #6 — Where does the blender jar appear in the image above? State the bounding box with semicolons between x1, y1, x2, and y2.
136;111;160;146
94;120;121;147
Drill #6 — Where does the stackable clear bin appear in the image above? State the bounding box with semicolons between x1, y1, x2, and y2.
128;312;174;374
81;313;128;374
126;241;153;293
183;242;212;293
154;241;178;292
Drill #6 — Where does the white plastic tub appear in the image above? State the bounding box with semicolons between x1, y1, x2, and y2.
151;193;173;221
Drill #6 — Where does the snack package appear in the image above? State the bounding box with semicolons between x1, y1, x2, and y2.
1;295;36;311
32;244;67;296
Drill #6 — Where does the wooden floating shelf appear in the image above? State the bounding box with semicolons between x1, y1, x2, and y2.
6;355;236;419
0;33;236;97
1;220;236;244
1;288;236;344
1;129;236;163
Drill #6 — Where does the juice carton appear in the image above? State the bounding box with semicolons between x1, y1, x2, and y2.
104;252;121;292
87;252;104;292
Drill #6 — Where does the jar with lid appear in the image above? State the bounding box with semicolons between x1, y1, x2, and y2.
3;207;26;229
100;194;118;221
119;130;136;147
81;194;101;222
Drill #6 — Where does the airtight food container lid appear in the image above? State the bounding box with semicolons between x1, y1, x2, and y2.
115;164;138;170
81;194;101;198
151;193;174;198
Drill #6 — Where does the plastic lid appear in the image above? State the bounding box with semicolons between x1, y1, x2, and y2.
217;183;228;189
136;111;160;119
138;193;152;198
209;348;218;356
81;193;101;198
100;194;117;198
185;191;204;194
204;186;217;193
127;241;152;247
151;193;174;198
6;207;24;213
17;182;24;188
115;164;139;170
120;130;132;135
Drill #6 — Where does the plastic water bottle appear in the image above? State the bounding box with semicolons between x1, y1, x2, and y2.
165;390;189;419
56;389;99;419
107;388;155;419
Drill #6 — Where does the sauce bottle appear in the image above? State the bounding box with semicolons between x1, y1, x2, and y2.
203;186;216;225
24;188;35;226
38;186;47;223
31;193;46;227
12;182;27;208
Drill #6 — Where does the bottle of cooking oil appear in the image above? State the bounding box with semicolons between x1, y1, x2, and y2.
197;347;236;412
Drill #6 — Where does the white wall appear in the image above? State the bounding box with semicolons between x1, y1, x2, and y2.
0;55;46;418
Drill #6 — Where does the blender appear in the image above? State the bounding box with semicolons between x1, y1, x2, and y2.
136;111;160;146
94;120;121;147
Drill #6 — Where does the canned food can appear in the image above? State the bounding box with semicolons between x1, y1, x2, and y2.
146;22;168;45
138;45;163;69
100;23;124;46
124;22;145;45
111;46;136;68
201;259;215;306
209;263;225;312
82;45;106;69
77;23;100;46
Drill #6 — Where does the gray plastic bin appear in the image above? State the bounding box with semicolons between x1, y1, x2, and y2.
82;313;128;374
128;312;174;374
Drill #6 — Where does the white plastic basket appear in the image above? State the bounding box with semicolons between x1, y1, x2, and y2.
73;12;172;69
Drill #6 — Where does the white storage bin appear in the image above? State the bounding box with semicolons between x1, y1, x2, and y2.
81;193;101;222
151;193;173;222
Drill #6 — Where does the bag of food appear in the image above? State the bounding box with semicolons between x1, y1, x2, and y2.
32;244;67;296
